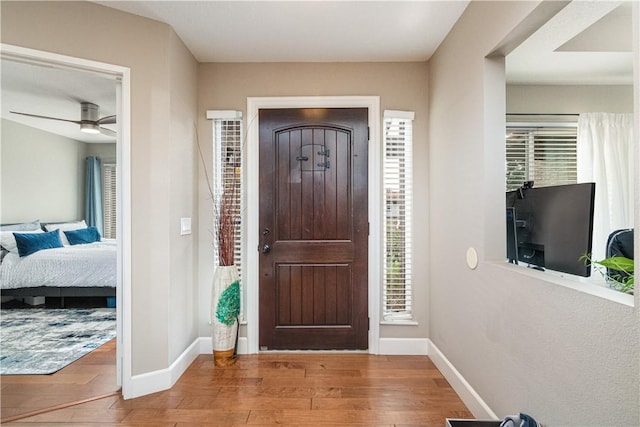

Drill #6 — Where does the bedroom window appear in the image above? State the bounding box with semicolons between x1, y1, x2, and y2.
506;115;578;191
383;110;414;321
102;163;117;239
210;111;244;282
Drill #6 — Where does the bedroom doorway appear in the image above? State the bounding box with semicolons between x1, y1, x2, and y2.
0;44;131;412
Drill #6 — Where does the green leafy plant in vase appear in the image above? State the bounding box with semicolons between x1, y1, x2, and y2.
581;254;634;294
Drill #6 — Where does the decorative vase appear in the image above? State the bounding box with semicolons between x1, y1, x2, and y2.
211;265;241;367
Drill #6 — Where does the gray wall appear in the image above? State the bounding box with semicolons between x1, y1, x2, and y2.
1;118;116;227
429;2;638;426
168;31;199;363
86;143;117;164
1;119;85;223
1;1;199;378
507;84;634;113
197;62;429;340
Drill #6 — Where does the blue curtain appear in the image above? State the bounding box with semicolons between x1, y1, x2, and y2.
85;156;104;236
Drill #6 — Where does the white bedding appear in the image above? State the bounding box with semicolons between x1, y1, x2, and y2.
0;239;116;289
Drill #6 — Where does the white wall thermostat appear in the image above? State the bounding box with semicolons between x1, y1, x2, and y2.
466;247;478;270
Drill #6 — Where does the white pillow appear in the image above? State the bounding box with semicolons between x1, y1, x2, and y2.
0;220;41;231
0;229;44;254
44;220;88;245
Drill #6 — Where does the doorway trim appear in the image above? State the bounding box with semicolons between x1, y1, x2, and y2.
0;44;132;395
245;96;381;354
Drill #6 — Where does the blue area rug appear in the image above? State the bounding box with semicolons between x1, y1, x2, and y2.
0;308;116;375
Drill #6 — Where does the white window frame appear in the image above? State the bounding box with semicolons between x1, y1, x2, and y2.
208;110;245;320
382;110;414;321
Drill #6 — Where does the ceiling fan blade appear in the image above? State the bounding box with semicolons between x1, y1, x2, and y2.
97;115;116;125
99;127;116;138
10;111;81;125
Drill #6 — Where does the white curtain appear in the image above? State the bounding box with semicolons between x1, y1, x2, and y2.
577;112;634;263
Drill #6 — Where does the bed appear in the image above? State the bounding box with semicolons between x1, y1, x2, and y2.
0;220;116;304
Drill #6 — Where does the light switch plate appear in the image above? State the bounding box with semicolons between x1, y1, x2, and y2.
180;217;192;235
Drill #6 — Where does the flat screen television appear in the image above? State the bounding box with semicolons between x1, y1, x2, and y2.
506;182;596;277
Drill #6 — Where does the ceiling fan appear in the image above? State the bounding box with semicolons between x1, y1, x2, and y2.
10;102;116;137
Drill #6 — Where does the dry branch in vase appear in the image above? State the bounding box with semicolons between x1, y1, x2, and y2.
195;124;240;267
216;183;238;266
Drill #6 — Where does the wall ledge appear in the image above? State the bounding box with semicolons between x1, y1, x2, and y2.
490;261;635;307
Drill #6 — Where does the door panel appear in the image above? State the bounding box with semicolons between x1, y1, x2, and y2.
259;108;368;350
275;264;351;326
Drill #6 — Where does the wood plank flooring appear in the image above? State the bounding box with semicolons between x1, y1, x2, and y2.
0;339;120;423
2;343;473;426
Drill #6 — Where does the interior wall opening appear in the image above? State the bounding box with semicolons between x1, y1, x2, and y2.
503;1;636;300
0;44;131;412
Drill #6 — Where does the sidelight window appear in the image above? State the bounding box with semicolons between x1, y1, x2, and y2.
383;110;414;321
210;111;244;280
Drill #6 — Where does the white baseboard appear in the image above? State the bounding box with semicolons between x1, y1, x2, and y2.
126;336;251;399
378;338;429;355
126;338;200;399
427;339;498;420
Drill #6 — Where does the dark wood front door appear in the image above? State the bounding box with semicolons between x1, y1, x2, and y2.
259;108;369;350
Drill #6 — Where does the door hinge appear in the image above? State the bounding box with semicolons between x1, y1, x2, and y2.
368;317;370;331
368;222;370;236
367;126;370;141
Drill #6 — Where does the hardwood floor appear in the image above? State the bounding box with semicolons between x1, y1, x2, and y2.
0;338;120;423
2;344;473;426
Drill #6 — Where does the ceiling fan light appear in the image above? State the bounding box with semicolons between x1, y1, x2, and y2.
80;123;100;134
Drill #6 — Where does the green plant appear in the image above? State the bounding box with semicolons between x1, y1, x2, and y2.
581;253;634;294
216;280;241;326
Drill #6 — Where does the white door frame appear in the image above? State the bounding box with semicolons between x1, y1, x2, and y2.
0;44;132;395
245;96;381;354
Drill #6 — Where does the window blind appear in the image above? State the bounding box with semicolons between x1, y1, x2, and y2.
383;111;414;321
102;163;117;239
506;125;577;191
208;115;244;292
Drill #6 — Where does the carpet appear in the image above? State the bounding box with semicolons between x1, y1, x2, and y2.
0;308;116;375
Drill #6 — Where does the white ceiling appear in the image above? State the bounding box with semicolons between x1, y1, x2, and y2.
506;1;634;85
0;1;634;143
95;1;471;63
1;59;118;143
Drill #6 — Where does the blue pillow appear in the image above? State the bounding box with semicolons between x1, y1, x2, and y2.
64;226;101;245
14;230;63;257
